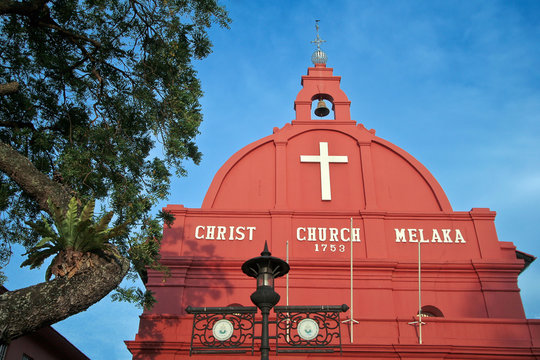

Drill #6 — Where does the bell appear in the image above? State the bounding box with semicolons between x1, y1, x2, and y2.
314;99;330;117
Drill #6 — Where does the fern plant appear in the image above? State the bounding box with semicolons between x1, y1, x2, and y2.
22;197;128;280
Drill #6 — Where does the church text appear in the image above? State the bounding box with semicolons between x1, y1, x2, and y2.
394;228;466;243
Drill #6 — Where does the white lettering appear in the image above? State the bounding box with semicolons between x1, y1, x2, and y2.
194;225;257;241
395;229;406;242
318;228;327;241
432;229;442;243
340;228;350;242
351;228;361;242
206;226;215;240
216;226;226;240
235;226;245;241
408;229;418;242
194;225;465;245
246;227;256;241
329;228;339;242
455;229;465;243
419;229;429;243
308;227;316;241
195;226;205;239
442;229;453;243
393;228;466;244
296;227;361;242
297;227;306;241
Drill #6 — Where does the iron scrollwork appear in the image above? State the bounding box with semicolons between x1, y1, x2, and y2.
274;304;349;354
185;306;257;355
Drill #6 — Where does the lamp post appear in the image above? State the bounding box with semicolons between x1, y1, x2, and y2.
242;241;289;360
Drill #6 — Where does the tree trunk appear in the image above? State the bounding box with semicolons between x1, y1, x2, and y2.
0;81;19;96
0;140;131;343
0;250;129;342
0;141;72;211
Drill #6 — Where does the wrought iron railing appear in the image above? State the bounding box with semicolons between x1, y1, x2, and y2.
274;304;349;354
185;306;257;355
185;304;349;356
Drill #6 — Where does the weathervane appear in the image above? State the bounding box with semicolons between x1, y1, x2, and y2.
311;20;326;51
311;20;328;65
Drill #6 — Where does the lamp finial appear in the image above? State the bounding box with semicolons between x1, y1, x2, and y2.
261;241;271;257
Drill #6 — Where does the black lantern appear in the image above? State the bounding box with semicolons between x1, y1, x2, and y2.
242;241;289;360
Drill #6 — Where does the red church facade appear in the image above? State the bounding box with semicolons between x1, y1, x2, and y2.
126;59;540;359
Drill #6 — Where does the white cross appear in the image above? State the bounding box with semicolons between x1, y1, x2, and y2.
300;142;348;201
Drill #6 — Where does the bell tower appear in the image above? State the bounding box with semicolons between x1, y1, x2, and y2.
294;22;351;122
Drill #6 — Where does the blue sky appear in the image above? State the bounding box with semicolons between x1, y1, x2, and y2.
4;1;540;359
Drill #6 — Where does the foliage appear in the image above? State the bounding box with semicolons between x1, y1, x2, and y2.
0;0;230;304
111;287;157;311
22;197;128;280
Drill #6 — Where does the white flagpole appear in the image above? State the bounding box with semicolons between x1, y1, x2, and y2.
350;217;354;343
418;239;422;344
342;217;358;342
286;240;290;341
408;239;425;343
286;240;289;307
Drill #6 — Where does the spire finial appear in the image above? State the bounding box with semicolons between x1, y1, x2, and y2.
311;20;326;51
310;20;328;65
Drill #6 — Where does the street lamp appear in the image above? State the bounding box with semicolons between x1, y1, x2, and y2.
186;242;348;356
242;241;289;360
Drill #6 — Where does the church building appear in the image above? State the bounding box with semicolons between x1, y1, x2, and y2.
126;30;539;359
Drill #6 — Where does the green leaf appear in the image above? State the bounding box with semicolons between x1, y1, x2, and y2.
94;211;114;234
21;246;59;269
80;199;95;223
35;236;55;248
45;254;59;281
60;197;80;245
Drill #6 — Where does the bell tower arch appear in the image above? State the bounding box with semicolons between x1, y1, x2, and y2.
294;63;352;122
294;23;351;122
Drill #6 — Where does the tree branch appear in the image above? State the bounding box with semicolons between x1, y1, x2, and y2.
0;0;48;16
1;1;101;48
0;81;19;96
0;141;72;212
37;18;101;48
0;120;34;129
0;250;129;342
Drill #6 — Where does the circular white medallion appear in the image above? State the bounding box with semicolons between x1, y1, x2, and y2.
212;319;234;341
297;318;319;340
